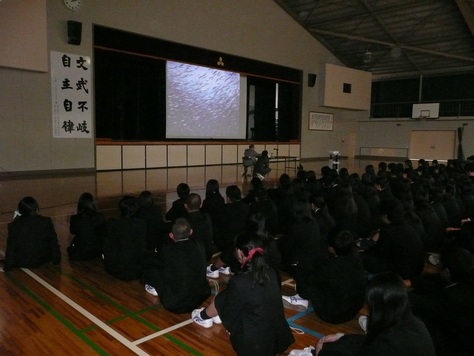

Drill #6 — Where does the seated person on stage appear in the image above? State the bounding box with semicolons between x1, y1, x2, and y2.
185;193;214;261
68;192;106;261
4;196;61;272
103;196;147;281
192;231;294;356
242;144;260;176
142;218;211;314
253;150;271;180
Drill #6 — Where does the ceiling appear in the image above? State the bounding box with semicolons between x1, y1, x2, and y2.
274;0;474;79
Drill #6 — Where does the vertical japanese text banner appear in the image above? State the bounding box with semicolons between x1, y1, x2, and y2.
51;51;92;138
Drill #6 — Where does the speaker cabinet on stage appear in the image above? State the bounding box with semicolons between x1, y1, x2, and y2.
67;21;82;45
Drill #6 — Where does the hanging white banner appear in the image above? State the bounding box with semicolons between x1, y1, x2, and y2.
51;51;92;138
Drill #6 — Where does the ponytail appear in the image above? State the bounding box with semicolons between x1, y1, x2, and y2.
235;232;270;285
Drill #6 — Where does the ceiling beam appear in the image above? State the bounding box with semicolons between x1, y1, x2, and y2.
309;28;474;63
455;0;474;38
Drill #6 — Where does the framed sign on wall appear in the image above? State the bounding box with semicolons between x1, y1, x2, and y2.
309;112;334;131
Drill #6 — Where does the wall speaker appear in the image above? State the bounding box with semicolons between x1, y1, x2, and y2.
308;73;317;87
67;20;82;45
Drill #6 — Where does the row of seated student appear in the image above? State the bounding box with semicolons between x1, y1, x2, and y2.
3;156;474;355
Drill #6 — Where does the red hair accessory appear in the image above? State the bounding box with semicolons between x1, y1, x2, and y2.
241;247;264;268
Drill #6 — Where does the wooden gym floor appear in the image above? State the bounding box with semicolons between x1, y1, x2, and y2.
0;158;374;355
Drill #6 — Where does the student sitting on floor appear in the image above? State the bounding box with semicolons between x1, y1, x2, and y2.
142;218;211;314
410;247;474;356
136;190;164;252
191;231;294;356
316;273;435;356
206;185;250;278
283;229;366;324
185;193;214;262
165;183;190;222
103;196;147;281
68;192;106;261
4;196;61;272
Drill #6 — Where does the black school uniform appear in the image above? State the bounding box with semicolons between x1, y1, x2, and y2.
215;270;294;356
307;253;367;324
5;215;61;271
143;237;211;313
68;213;106;261
103;217;147;281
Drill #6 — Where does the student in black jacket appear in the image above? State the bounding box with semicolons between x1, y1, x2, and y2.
185;193;214;261
103;196;146;281
192;231;294;356
68;192;106;261
136;190;164;252
284;229;366;324
4;196;61;271
317;273;435;356
165;183;190;222
142;218;211;313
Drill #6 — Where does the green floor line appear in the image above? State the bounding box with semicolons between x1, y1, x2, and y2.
63;271;203;356
6;273;108;356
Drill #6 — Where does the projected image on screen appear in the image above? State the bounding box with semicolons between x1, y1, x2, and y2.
166;61;245;139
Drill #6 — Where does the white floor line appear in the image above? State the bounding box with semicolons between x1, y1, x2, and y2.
132;319;193;345
21;268;150;356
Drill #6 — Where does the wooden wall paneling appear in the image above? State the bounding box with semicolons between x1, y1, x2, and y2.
122;145;145;169
96;145;122;170
146;145;167;168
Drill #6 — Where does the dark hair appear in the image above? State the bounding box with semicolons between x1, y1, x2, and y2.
255;188;269;202
321;165;332;177
250;177;264;190
375;175;389;189
138;190;153;208
279;173;291;185
205;179;220;198
365;273;410;344
234;231;270;285
261;150;268;156
440;246;474;282
77;192;97;216
380;198;404;222
171;218;192;240
292;198;313;223
330;229;355;256
245;213;267;238
185;193;201;211
226;185;242;202
119;196;138;218
177;183;190;198
334;183;358;216
306;170;316;182
18;196;39;217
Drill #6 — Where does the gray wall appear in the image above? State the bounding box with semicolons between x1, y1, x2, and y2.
1;0;471;174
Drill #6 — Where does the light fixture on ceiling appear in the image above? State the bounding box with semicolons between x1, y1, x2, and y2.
390;46;402;59
363;48;372;64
